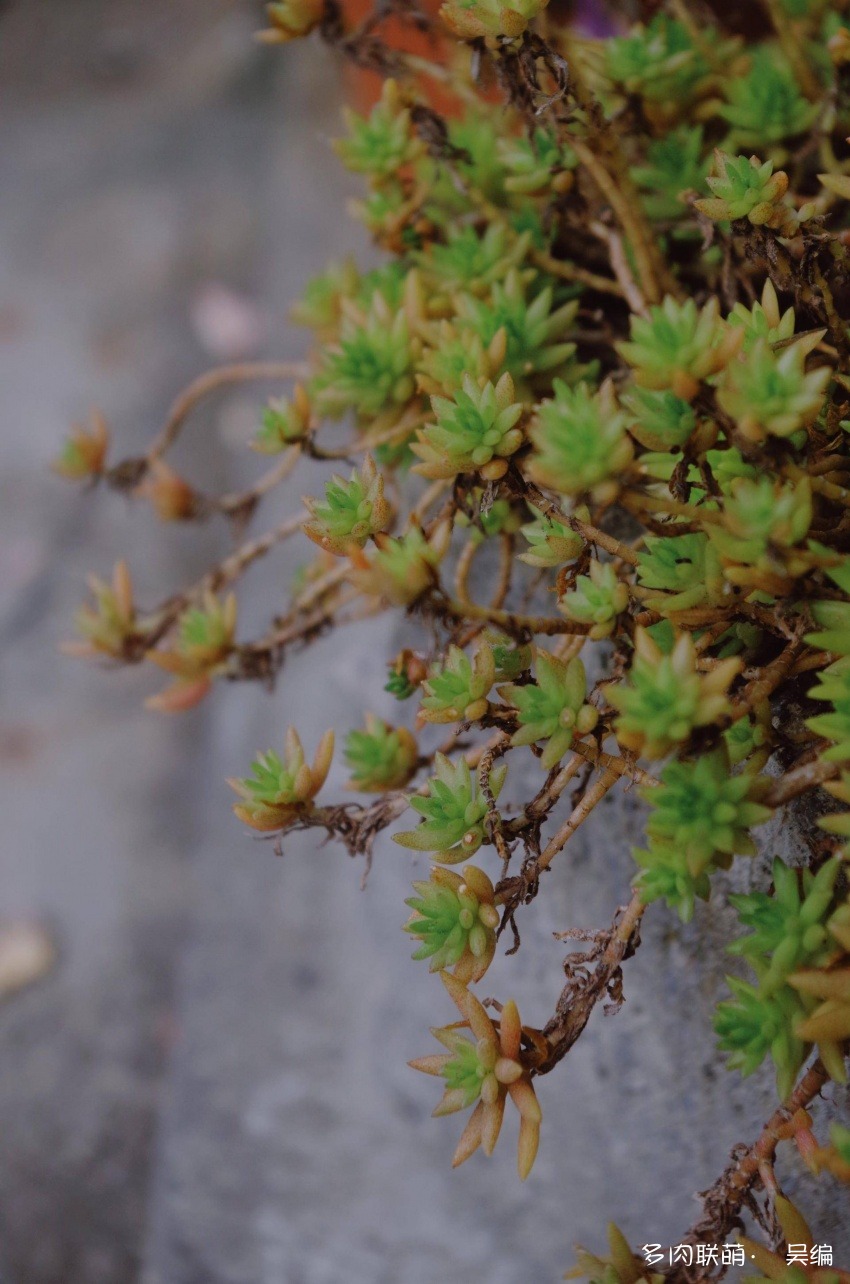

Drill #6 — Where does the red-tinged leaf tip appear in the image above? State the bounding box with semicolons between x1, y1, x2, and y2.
481;1093;505;1157
408;1054;448;1077
451;1099;484;1168
145;676;211;714
499;999;522;1060
517;1114;540;1181
508;1077;542;1124
439;971;493;1041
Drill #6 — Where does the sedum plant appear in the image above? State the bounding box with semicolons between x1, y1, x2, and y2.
518;504;584;569
419;641;496;725
228;728;334;831
607;629;741;760
253;383;312;452
62;560;141;662
617;296;743;401
695;150;801;235
633;125;708;223
393;753;506;864
414;372;524;481
59;0;850;1272
409;972;542;1179
527;380;632;502
404;863;499;983
344;714;418;791
719;48;819;153
559;560;629;638
635;533;723;614
717;337;831;442
51;411;109;481
145;591;237;713
302;454;391;554
499;651;597;770
644;748;770;866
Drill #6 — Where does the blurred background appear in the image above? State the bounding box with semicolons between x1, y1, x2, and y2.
0;3;847;1283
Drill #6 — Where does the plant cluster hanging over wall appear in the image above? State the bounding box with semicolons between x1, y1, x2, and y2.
57;0;850;1275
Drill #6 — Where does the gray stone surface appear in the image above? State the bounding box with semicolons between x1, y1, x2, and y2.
0;5;847;1283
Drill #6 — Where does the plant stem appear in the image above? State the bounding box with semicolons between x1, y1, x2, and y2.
148;360;309;461
675;1059;830;1256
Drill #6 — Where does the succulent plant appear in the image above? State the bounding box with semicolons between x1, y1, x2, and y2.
516;503;582;570
789;965;850;1078
716;338;830;442
384;649;428;701
728;856;843;993
348;523;449;606
820;773;850;846
720;49;820;152
806;562;850;657
415;322;503;398
458;496;521;544
315;302;418;422
696;151;799;234
487;632;533;683
253;385;312;453
445;110;506;206
229;727;334;831
618;296;743;402
623;387;696;452
344;714;418;791
528;381;632;501
334;80;423;179
500;652;597;769
136;458;197;522
724;707;770;767
633;839;714;922
498;128;576;196
714;973;808;1098
633;126;708;222
409;972;541;1178
806;659;850;761
566;1222;665;1284
290;258;359;334
708;475;812;586
738;1195;828;1283
605;15;715;111
558;561;629;639
63;561;140;661
636;533;724;614
303;456;392;554
609;629;741;760
717;855;850;1094
414;373;524;481
419;642;496;725
417;224;531;295
457;270;580;391
519;504;585;568
146;591;237;713
404;864;499;982
62;0;850;1256
644;747;770;865
728;278;797;350
439;0;549;40
393;752;506;863
356;262;408;313
52;412;109;480
810;1123;850;1183
259;0;324;42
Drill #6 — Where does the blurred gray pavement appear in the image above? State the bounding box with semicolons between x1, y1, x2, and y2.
0;4;847;1283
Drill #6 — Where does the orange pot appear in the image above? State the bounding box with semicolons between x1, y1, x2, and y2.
342;0;459;113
